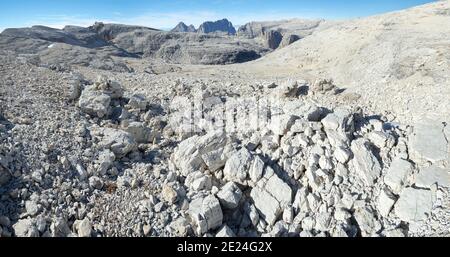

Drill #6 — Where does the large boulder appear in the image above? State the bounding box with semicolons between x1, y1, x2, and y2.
250;166;293;226
171;130;228;176
94;128;137;158
188;195;223;235
78;87;111;118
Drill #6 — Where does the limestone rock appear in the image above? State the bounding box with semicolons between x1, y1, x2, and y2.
78;87;111;118
350;138;382;186
264;175;293;207
394;187;433;222
13;218;38;237
161;184;178;203
76;218;92;237
197;19;236;35
216;182;243;209
353;206;382;237
223;148;253;183
384;158;414;194
96;128;137;158
172;130;227;176
189;195;223;235
377;189;397;217
250;187;281;226
415;165;450;188
123;121;154;143
216;225;235;237
409;121;448;163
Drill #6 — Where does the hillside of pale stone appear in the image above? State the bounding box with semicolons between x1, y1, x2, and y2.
0;1;449;238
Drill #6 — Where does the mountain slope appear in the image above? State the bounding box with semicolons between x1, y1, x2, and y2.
246;1;450;123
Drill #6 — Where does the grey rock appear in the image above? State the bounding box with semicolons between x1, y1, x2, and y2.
13;218;37;237
78;87;111;118
394;187;433;222
172;130;227;176
353;206;381;237
161;184;178;203
409;121;448;163
216;225;235;237
25;200;40;216
216;182;243;209
249;156;265;183
334;146;352;164
123;121;153;143
264;175;293;207
189;195;223;235
264;30;283;49
384;158;414;194
127;94;148;111
278;34;301;48
350;138;382;186
76;218;92;237
377;189;397;217
250;187;282;226
0;165;11;186
96;128;137;158
223;148;253;183
89;176;103;190
415;164;450;188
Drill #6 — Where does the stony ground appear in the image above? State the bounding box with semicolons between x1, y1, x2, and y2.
0;1;449;238
0;50;449;237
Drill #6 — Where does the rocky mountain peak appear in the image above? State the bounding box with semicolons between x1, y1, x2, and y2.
171;22;197;33
197;18;236;35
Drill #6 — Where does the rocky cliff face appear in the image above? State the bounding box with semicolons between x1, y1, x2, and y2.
238;19;324;49
198;19;236;35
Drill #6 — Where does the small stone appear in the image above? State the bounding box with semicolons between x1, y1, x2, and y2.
215;225;235;237
249;156;265;183
13;218;35;237
353;206;381;237
189;195;223;235
282;206;294;224
89;176;103;190
25;200;40;216
409;121;448;163
161;184;178;203
334;146;352;164
78;87;111;118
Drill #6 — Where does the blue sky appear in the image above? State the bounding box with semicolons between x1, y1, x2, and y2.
0;0;435;31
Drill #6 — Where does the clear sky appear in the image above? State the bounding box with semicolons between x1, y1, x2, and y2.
0;0;435;32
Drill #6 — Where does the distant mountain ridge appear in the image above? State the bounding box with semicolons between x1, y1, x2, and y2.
171;22;197;33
